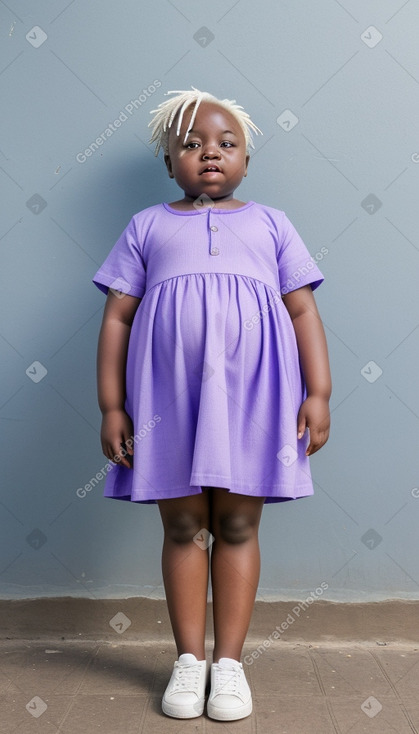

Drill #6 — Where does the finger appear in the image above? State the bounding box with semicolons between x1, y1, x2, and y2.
114;452;132;469
121;435;134;457
103;441;116;463
297;413;307;440
306;430;328;456
305;425;318;455
114;442;133;469
102;434;120;462
119;435;134;468
118;448;133;468
107;438;126;465
306;439;317;456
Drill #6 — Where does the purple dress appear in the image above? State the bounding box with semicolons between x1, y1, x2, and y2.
92;201;324;504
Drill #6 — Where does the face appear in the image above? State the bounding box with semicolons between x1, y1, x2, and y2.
164;101;250;203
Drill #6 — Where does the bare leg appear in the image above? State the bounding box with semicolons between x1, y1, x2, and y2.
209;489;265;663
157;491;210;660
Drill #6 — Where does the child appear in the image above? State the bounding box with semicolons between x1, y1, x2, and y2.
93;87;331;721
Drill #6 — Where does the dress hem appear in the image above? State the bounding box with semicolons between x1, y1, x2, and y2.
104;491;313;505
104;479;314;504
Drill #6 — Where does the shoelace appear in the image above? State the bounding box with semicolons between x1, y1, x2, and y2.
171;663;202;694
213;666;241;696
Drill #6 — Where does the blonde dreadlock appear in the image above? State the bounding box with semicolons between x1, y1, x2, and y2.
148;86;263;157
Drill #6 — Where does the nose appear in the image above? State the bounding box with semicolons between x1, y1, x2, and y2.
202;142;220;159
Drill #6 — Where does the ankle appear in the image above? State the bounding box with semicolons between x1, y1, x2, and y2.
212;654;241;664
179;649;206;661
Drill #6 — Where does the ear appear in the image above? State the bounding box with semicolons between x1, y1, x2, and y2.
243;153;250;177
164;153;174;179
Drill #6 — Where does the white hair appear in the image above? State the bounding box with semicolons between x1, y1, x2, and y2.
148;86;263;157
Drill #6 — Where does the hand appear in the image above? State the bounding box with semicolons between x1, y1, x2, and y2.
100;409;134;469
297;396;330;456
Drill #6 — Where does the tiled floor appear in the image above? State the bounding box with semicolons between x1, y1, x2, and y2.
2;639;419;732
1;598;419;733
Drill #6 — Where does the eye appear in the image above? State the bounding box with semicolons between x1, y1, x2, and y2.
184;142;200;149
221;141;234;148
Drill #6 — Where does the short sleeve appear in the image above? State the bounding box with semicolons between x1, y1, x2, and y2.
92;216;146;298
277;212;324;295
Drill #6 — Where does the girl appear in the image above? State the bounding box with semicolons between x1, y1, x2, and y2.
93;87;331;721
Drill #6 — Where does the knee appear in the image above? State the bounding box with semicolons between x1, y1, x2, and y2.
163;512;203;545
216;513;257;545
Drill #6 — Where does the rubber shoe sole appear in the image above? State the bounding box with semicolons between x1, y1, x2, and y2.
207;696;252;721
162;697;205;719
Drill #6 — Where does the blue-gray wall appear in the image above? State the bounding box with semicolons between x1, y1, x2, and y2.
1;0;418;601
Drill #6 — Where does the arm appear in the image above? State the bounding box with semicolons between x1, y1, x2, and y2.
282;285;331;456
97;290;142;468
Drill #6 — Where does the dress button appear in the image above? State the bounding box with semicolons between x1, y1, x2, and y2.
210;247;220;256
210;225;218;232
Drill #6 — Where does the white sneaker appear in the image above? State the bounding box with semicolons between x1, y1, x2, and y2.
207;657;252;721
162;653;207;718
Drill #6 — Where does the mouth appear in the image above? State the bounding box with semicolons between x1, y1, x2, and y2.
200;165;222;175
